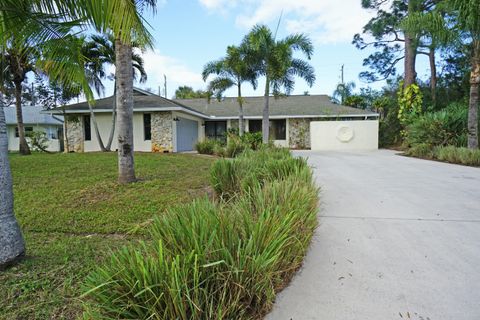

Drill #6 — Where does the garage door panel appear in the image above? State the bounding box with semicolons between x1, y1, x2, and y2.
177;118;198;152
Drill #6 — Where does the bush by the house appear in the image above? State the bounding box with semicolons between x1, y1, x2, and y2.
195;139;219;155
404;102;468;148
82;147;319;319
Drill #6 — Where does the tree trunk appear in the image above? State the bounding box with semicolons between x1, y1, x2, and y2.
237;84;244;136
262;78;270;144
62;108;69;153
115;39;136;183
105;82;117;151
467;41;479;149
429;46;437;107
14;81;30;155
0;96;25;268
87;103;107;151
403;0;418;88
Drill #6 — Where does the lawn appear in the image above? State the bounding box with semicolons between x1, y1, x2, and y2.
0;152;214;319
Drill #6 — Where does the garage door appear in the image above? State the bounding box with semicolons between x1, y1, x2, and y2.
176;117;198;152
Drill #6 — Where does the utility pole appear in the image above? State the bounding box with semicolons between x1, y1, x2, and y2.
163;74;167;99
340;64;345;104
340;64;344;85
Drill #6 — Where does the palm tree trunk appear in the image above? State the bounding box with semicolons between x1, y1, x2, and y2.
105;82;117;151
87;103;107;151
62;107;69;153
0;96;25;268
404;0;418;88
467;41;479;149
115;39;136;183
237;84;244;136
429;46;437;107
262;78;270;144
14;81;30;155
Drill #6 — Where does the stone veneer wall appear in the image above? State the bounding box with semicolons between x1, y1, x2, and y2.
65;115;84;152
151;112;173;152
288;118;322;149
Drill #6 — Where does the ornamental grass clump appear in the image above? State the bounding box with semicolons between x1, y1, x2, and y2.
82;147;319;319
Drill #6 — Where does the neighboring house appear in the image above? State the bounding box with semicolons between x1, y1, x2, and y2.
4;105;64;152
48;88;379;153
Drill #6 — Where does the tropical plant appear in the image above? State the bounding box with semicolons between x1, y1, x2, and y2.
243;24;315;143
174;86;213;99
332;81;356;104
0;40;36;155
83;33;148;151
202;45;258;136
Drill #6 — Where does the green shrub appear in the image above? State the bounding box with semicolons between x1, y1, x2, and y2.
225;135;248;158
405;143;434;159
241;132;263;150
404;102;468;148
82;148;319;319
434;146;480;166
195;139;218;155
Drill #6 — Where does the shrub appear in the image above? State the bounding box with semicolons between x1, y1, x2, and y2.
225;135;248;158
404;102;468;148
405;143;434;159
241;132;263;150
83;148;319;319
195;139;218;155
27;131;51;152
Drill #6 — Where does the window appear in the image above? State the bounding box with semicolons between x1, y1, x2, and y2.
15;126;33;138
205;121;227;142
144;113;152;140
247;119;286;140
248;120;262;133
271;119;286;140
84;115;91;141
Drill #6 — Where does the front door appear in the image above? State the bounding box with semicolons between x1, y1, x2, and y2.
176;118;199;152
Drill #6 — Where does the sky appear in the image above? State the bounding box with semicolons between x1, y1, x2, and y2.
101;0;432;99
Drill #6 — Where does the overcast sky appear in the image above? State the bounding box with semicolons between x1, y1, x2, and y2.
100;0;431;99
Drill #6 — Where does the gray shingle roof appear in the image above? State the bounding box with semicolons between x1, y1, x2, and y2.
3;105;63;125
176;95;376;118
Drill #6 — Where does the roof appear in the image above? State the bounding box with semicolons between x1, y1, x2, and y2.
176;95;377;119
48;88;210;119
48;88;377;119
4;105;63;126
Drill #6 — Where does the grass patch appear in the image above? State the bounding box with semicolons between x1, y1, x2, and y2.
406;145;480;167
82;147;319;319
1;152;214;319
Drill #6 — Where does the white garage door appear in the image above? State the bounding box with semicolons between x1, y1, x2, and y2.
310;120;378;151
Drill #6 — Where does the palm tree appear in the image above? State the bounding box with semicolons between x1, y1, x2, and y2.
451;0;480;149
202;45;257;136
0;93;25;267
243;25;315;143
83;33;147;151
332;81;356;104
1;41;35;155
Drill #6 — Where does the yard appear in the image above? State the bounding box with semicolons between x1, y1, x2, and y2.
0;152;214;319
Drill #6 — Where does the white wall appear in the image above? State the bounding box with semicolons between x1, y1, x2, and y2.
83;113;151;152
310;120;379;151
7;124;62;152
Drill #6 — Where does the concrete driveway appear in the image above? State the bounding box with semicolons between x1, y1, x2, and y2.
266;150;480;320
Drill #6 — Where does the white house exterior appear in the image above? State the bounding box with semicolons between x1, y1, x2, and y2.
4;105;64;152
48;88;379;153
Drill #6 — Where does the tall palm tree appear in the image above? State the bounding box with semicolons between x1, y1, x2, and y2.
0;92;25;267
1;41;35;155
83;33;147;151
451;0;480;149
202;45;257;136
243;25;315;143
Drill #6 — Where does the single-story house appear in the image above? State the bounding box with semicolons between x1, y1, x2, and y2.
48;87;379;153
5;105;64;152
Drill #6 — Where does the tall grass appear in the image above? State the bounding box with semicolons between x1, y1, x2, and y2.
406;145;480;167
82;147;319;319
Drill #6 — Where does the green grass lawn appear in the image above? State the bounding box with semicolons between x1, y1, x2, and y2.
0;152;214;319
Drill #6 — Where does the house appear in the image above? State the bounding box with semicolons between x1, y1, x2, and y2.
48;88;379;153
4;105;64;152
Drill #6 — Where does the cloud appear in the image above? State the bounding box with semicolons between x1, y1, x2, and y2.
141;50;205;97
198;0;374;44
